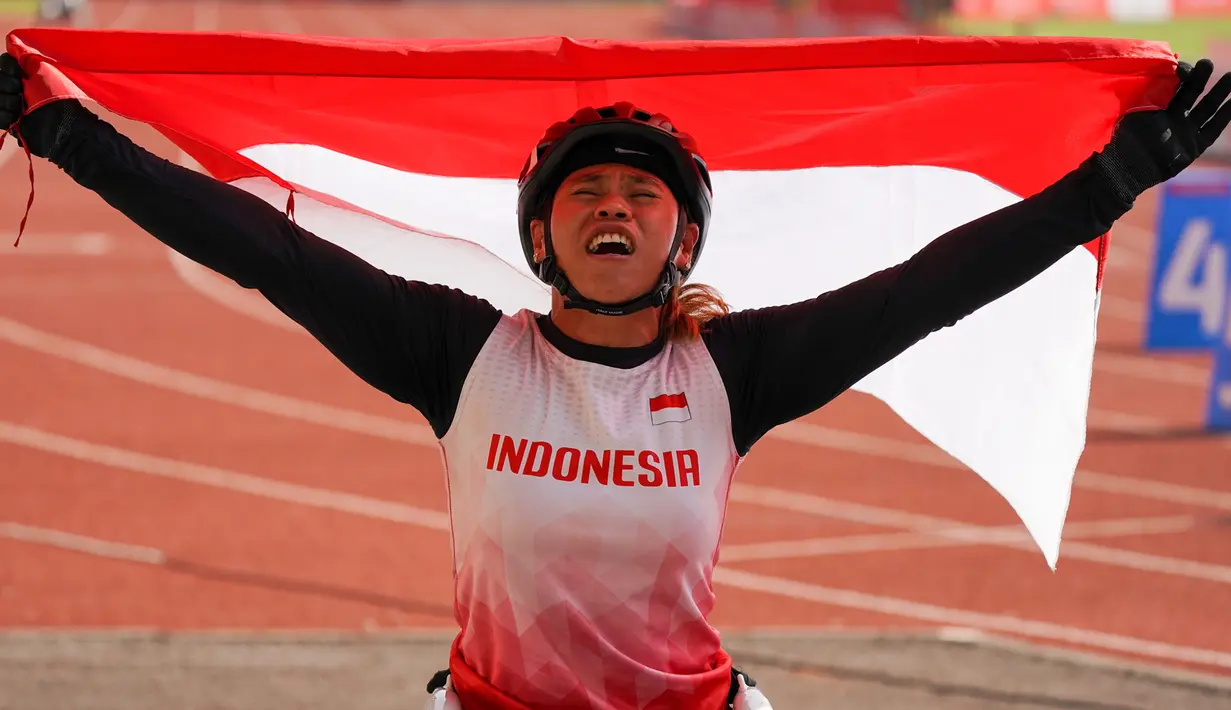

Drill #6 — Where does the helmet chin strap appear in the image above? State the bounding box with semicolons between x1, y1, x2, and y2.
538;217;687;318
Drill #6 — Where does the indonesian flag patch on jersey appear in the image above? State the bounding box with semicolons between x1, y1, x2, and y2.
4;28;1180;568
649;392;692;426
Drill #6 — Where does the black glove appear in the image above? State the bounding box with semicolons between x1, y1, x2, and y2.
1096;58;1231;202
0;53;26;134
0;51;88;160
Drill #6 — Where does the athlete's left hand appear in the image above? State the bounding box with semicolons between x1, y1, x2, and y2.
1096;58;1231;200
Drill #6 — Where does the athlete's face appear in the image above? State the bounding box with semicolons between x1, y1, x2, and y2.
531;163;698;306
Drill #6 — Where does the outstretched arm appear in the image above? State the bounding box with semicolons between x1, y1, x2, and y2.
2;68;501;438
705;155;1124;454
705;59;1231;455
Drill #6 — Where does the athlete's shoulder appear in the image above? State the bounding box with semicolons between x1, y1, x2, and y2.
408;281;508;333
698;305;771;355
466;306;545;353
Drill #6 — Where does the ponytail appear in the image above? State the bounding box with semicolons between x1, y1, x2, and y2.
659;282;730;341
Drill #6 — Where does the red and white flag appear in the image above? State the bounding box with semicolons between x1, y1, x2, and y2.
5;28;1179;567
650;392;692;426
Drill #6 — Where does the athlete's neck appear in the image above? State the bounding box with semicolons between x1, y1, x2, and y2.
549;294;662;348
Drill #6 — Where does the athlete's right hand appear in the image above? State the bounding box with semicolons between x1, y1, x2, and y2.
0;52;25;136
0;51;88;160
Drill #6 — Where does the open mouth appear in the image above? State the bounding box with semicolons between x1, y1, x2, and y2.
587;233;634;256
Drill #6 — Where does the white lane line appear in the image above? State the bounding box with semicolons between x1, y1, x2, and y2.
1102;220;1155;272
0;316;437;446
1097;294;1144;325
1094;350;1209;386
1113;223;1157;251
719;515;1197;563
728;485;1231;584
1061;538;1231;583
1086;407;1165;432
1105;248;1148;272
4;421;1229;674
771;419;1231;512
0;421;449;531
712;567;1231;671
2;316;1228;580
0;521;166;565
2;312;1226;522
4;311;1221;513
0;233;113;256
1077;469;1231;510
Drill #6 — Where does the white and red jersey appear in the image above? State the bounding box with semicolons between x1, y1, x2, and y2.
439;310;741;710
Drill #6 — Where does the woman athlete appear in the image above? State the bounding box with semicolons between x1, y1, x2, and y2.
2;52;1230;710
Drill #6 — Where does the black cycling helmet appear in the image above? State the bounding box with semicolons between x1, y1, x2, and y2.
516;102;713;316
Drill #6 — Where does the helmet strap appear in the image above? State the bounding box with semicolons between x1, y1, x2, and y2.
538;215;687;318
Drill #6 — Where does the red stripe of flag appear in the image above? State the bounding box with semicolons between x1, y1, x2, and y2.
649;393;688;412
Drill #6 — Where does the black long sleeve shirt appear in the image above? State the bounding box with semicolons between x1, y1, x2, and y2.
47;107;1133;456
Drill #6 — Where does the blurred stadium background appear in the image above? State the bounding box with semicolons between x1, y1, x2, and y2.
2;1;1231;709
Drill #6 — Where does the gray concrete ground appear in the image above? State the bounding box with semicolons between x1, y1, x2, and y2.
2;629;1230;710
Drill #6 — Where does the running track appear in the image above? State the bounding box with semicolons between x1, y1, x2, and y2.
2;0;1230;681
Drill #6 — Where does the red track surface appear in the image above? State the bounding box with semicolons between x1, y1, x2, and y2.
2;0;1230;682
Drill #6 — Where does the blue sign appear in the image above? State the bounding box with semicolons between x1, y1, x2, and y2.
1144;168;1231;351
1207;288;1231;430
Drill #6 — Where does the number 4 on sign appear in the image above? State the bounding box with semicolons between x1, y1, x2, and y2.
1147;168;1231;351
1156;217;1228;341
